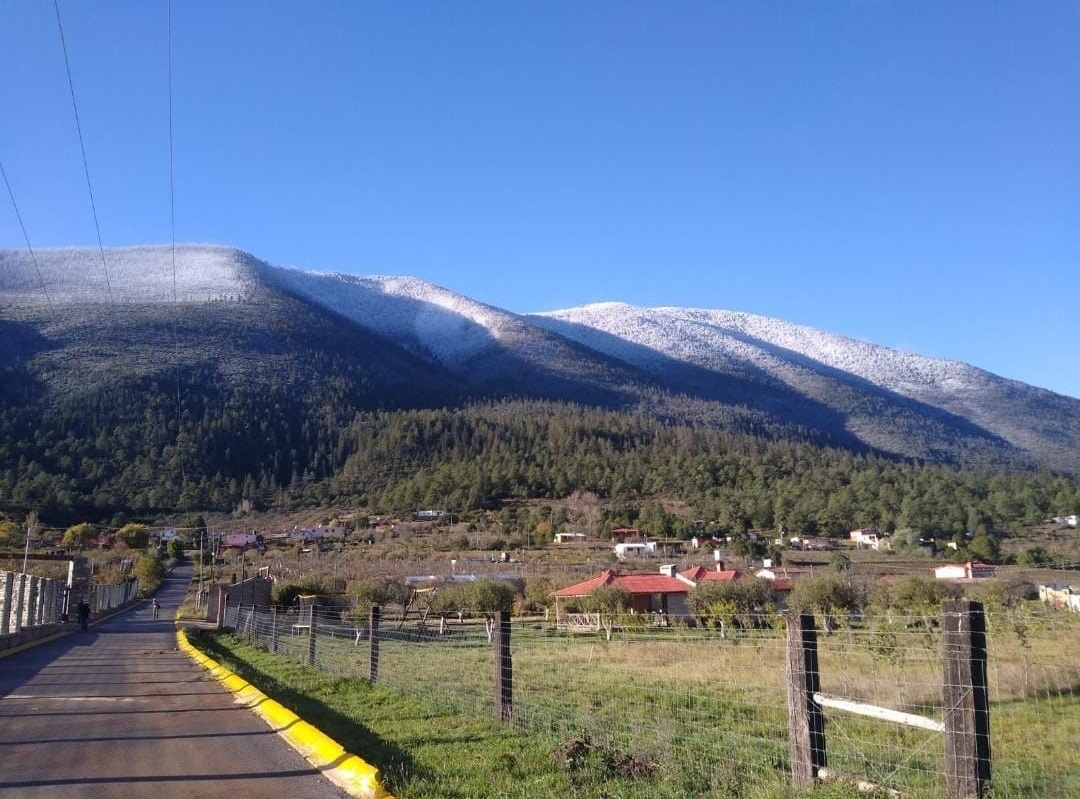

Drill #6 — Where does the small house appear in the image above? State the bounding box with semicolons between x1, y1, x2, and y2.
549;569;692;627
679;565;747;585
1039;584;1080;613
850;529;890;551
614;541;657;560
554;532;588;544
934;562;996;581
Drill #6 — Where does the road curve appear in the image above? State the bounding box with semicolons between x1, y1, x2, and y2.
0;563;350;799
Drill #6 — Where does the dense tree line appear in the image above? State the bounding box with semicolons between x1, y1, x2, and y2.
1;379;1078;540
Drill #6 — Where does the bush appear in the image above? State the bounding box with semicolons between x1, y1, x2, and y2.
272;577;330;607
430;579;516;615
688;578;775;629
133;552;165;594
582;585;631;614
870;575;956;615
115;523;150;549
167;538;186;561
520;577;557;613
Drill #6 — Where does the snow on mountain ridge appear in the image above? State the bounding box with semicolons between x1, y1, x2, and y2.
535;301;988;402
0;244;256;304
263;267;568;368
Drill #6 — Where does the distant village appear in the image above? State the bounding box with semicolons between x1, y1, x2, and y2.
183;508;1080;624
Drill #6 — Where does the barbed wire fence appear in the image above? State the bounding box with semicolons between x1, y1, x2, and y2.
218;599;1079;798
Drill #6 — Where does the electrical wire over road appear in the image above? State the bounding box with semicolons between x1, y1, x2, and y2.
0;158;53;310
52;0;114;303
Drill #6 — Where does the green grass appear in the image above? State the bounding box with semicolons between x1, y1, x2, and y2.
188;630;872;799
204;604;1080;799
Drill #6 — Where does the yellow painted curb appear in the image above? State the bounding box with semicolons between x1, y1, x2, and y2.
176;627;395;799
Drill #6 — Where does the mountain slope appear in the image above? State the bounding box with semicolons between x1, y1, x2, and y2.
2;244;1078;475
531;303;1080;472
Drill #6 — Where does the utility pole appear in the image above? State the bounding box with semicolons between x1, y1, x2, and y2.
198;529;204;609
22;511;38;574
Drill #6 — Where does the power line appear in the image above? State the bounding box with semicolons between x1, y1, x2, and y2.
168;0;186;483
0;158;53;310
52;0;114;303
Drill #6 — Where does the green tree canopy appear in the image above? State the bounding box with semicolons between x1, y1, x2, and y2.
61;522;97;549
115;523;150;549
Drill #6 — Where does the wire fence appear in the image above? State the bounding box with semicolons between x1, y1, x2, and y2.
220;600;1080;798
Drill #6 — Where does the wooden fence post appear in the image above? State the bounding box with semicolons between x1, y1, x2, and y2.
307;607;317;667
270;606;279;654
493;611;512;724
943;599;991;799
786;610;826;788
368;605;381;683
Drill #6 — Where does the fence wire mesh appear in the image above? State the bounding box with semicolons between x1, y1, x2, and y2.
218;601;1079;798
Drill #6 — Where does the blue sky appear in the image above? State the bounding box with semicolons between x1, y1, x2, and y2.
2;1;1078;398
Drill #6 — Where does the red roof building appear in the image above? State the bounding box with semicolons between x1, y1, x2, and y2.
550;569;691;625
679;566;747;584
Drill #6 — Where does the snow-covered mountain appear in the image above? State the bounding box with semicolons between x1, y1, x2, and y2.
3;245;1078;472
531;303;1080;472
0;244;260;304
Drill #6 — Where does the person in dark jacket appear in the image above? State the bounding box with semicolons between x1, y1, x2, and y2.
77;600;91;632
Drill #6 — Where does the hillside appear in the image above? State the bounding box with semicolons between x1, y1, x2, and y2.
533;303;1080;472
1;243;1079;521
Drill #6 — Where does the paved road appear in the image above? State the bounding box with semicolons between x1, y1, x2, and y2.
0;563;350;799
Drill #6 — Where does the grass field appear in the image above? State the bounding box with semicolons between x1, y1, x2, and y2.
190;630;879;799
226;602;1079;799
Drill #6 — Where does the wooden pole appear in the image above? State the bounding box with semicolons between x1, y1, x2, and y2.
493;611;512;724
368;605;381;683
943;599;991;799
786;610;826;788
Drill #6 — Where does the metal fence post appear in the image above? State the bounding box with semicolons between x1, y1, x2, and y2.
270;606;279;653
786;610;826;789
307;607;317;667
368;605;381;683
943;599;991;799
493;610;512;724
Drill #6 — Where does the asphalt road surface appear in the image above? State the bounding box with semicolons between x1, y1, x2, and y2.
0;563;351;799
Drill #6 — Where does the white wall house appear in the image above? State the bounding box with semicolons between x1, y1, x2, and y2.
554;532;588;544
850;529;890;551
1039;584;1080;613
614;542;658;560
934;562;996;581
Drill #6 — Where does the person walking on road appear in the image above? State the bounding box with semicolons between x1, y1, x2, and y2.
77;600;90;632
152;598;160;620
